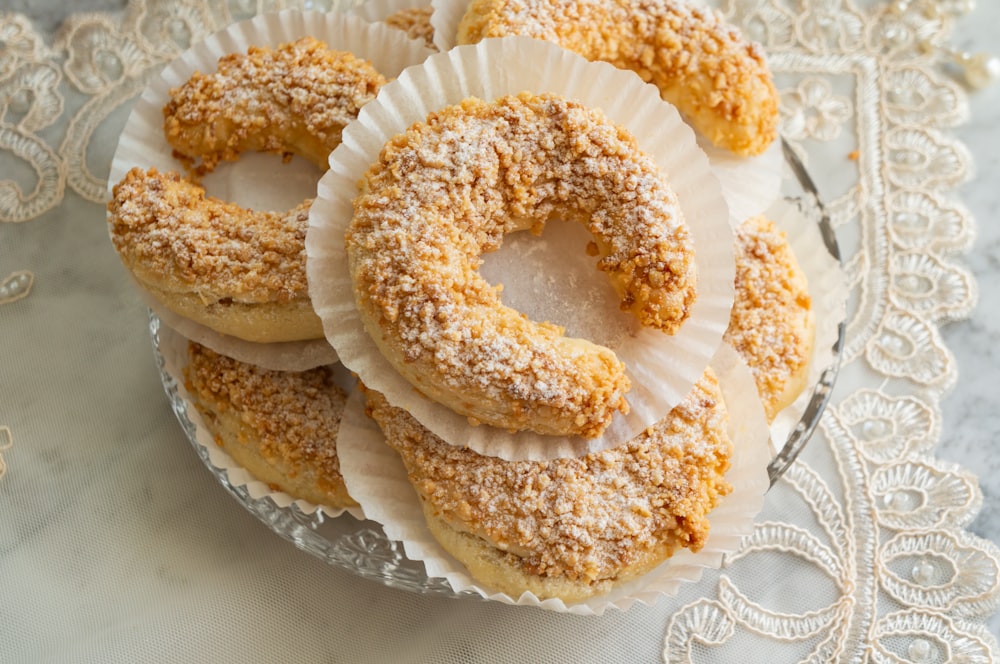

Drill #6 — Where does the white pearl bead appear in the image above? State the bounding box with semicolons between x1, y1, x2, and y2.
965;52;1000;89
912;559;936;585
908;638;932;661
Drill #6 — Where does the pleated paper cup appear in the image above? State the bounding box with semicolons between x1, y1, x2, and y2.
108;9;434;370
429;0;783;224
336;343;771;615
157;321;365;521
136;284;339;372
701;136;783;225
307;36;735;461
427;0;465;52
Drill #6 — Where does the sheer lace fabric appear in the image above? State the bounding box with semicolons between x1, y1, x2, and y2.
1;0;997;661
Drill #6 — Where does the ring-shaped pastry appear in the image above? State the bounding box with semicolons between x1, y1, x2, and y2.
109;167;322;343
455;0;778;156
362;369;732;602
725;215;814;421
164;36;386;173
384;7;437;49
184;341;357;510
346;93;697;439
110;38;388;343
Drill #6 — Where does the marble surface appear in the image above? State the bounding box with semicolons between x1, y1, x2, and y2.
3;0;999;655
942;105;1000;636
939;14;1000;549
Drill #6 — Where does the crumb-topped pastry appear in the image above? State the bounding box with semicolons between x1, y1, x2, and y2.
163;36;387;173
184;342;357;509
726;215;814;421
108;167;321;343
385;7;437;48
110;38;393;343
363;370;731;601
346;92;696;439
456;0;778;156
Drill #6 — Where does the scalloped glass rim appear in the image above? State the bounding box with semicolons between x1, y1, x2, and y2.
768;139;845;486
149;139;844;598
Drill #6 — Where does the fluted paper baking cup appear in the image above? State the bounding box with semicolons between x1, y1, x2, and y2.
427;0;465;52
307;37;735;460
429;0;783;223
336;342;771;615
136;283;339;372
700;136;783;225
108;10;433;370
157;320;365;521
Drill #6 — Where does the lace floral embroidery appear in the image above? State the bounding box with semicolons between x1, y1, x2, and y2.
661;0;999;660
780;76;852;141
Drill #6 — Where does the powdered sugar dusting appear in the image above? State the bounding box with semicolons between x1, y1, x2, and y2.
184;341;357;509
725;214;813;421
164;37;387;172
385;7;437;49
456;0;778;156
365;368;731;585
109;168;310;304
346;93;695;439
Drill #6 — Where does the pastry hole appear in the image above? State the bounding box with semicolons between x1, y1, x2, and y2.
198;152;322;212
479;217;637;349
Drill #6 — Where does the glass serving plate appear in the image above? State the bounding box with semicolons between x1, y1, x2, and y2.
151;140;844;598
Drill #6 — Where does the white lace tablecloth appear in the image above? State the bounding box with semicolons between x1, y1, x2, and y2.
2;0;998;661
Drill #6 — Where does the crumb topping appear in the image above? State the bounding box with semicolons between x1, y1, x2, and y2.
385;7;437;49
725;215;813;420
185;342;349;491
346;93;696;438
163;36;387;171
366;370;732;583
457;0;778;155
108;167;309;304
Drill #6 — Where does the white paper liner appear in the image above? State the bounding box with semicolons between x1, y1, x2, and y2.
427;0;465;52
107;10;434;370
307;37;735;460
765;197;848;445
701;136;784;226
157;319;366;521
336;342;771;615
429;0;784;223
137;284;339;372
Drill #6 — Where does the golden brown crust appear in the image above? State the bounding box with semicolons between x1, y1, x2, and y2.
347;92;696;439
107;167;322;343
184;342;357;509
385;7;437;49
364;371;732;600
457;0;778;156
725;215;814;421
163;37;387;172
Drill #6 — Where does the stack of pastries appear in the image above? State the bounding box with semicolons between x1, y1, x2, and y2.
107;1;815;605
